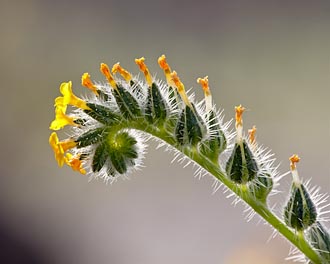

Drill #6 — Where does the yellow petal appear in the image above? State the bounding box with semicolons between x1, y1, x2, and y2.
59;139;77;152
49;132;65;167
54;96;67;112
59;81;90;110
49;108;77;130
65;153;86;174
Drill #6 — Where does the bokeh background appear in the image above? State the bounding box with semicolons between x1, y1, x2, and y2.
1;0;329;263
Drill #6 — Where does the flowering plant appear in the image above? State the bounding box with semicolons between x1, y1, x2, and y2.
49;55;329;263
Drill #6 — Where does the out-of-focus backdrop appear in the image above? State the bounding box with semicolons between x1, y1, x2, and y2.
0;0;329;263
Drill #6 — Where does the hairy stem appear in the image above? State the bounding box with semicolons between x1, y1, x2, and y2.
124;118;322;263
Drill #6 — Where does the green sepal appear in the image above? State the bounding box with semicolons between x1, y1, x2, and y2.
145;83;168;124
249;172;273;201
113;85;141;119
84;103;121;125
200;110;227;162
92;143;108;172
307;222;330;262
175;104;205;146
109;152;126;174
226;140;258;184
175;109;186;145
284;182;317;231
75;127;108;148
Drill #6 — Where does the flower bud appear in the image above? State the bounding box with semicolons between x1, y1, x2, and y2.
112;84;141;119
84;103;121;125
75;127;108;148
249;172;273;201
145;83;168;124
199;110;227;162
307;222;330;262
284;155;317;230
175;104;206;146
225;105;258;184
225;140;258;184
284;183;317;231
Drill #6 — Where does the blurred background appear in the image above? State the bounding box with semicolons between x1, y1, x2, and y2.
0;0;329;263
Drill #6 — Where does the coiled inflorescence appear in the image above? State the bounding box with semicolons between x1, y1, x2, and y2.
49;55;233;183
48;55;266;184
49;55;329;263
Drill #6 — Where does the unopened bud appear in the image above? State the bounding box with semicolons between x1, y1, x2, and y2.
284;155;317;230
226;140;258;184
199;110;227;162
249;172;273;201
307;222;330;262
145;83;168;124
175;104;206;146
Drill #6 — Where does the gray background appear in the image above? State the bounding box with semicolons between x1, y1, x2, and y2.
1;0;329;263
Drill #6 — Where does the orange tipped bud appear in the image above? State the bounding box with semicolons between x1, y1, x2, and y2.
112;63;132;82
100;63;117;88
248;126;257;144
289;154;300;171
158;54;175;87
197;76;212;112
170;71;191;106
197;76;210;96
135;57;152;86
158;55;170;71
170;71;183;92
81;73;98;95
235;105;245;127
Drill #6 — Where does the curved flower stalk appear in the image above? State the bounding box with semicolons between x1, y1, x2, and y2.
49;55;329;263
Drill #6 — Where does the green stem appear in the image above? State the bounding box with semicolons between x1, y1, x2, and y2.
122;119;322;263
188;149;322;264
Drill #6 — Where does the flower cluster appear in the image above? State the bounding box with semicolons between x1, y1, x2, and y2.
49;55;231;182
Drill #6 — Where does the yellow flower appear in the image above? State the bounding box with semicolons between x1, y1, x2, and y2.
81;73;98;95
49;132;65;166
54;96;67;112
65;153;86;174
59;81;90;110
50;105;77;130
49;132;77;167
59;139;77;153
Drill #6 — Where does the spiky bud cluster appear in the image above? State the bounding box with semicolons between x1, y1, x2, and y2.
48;55;329;263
